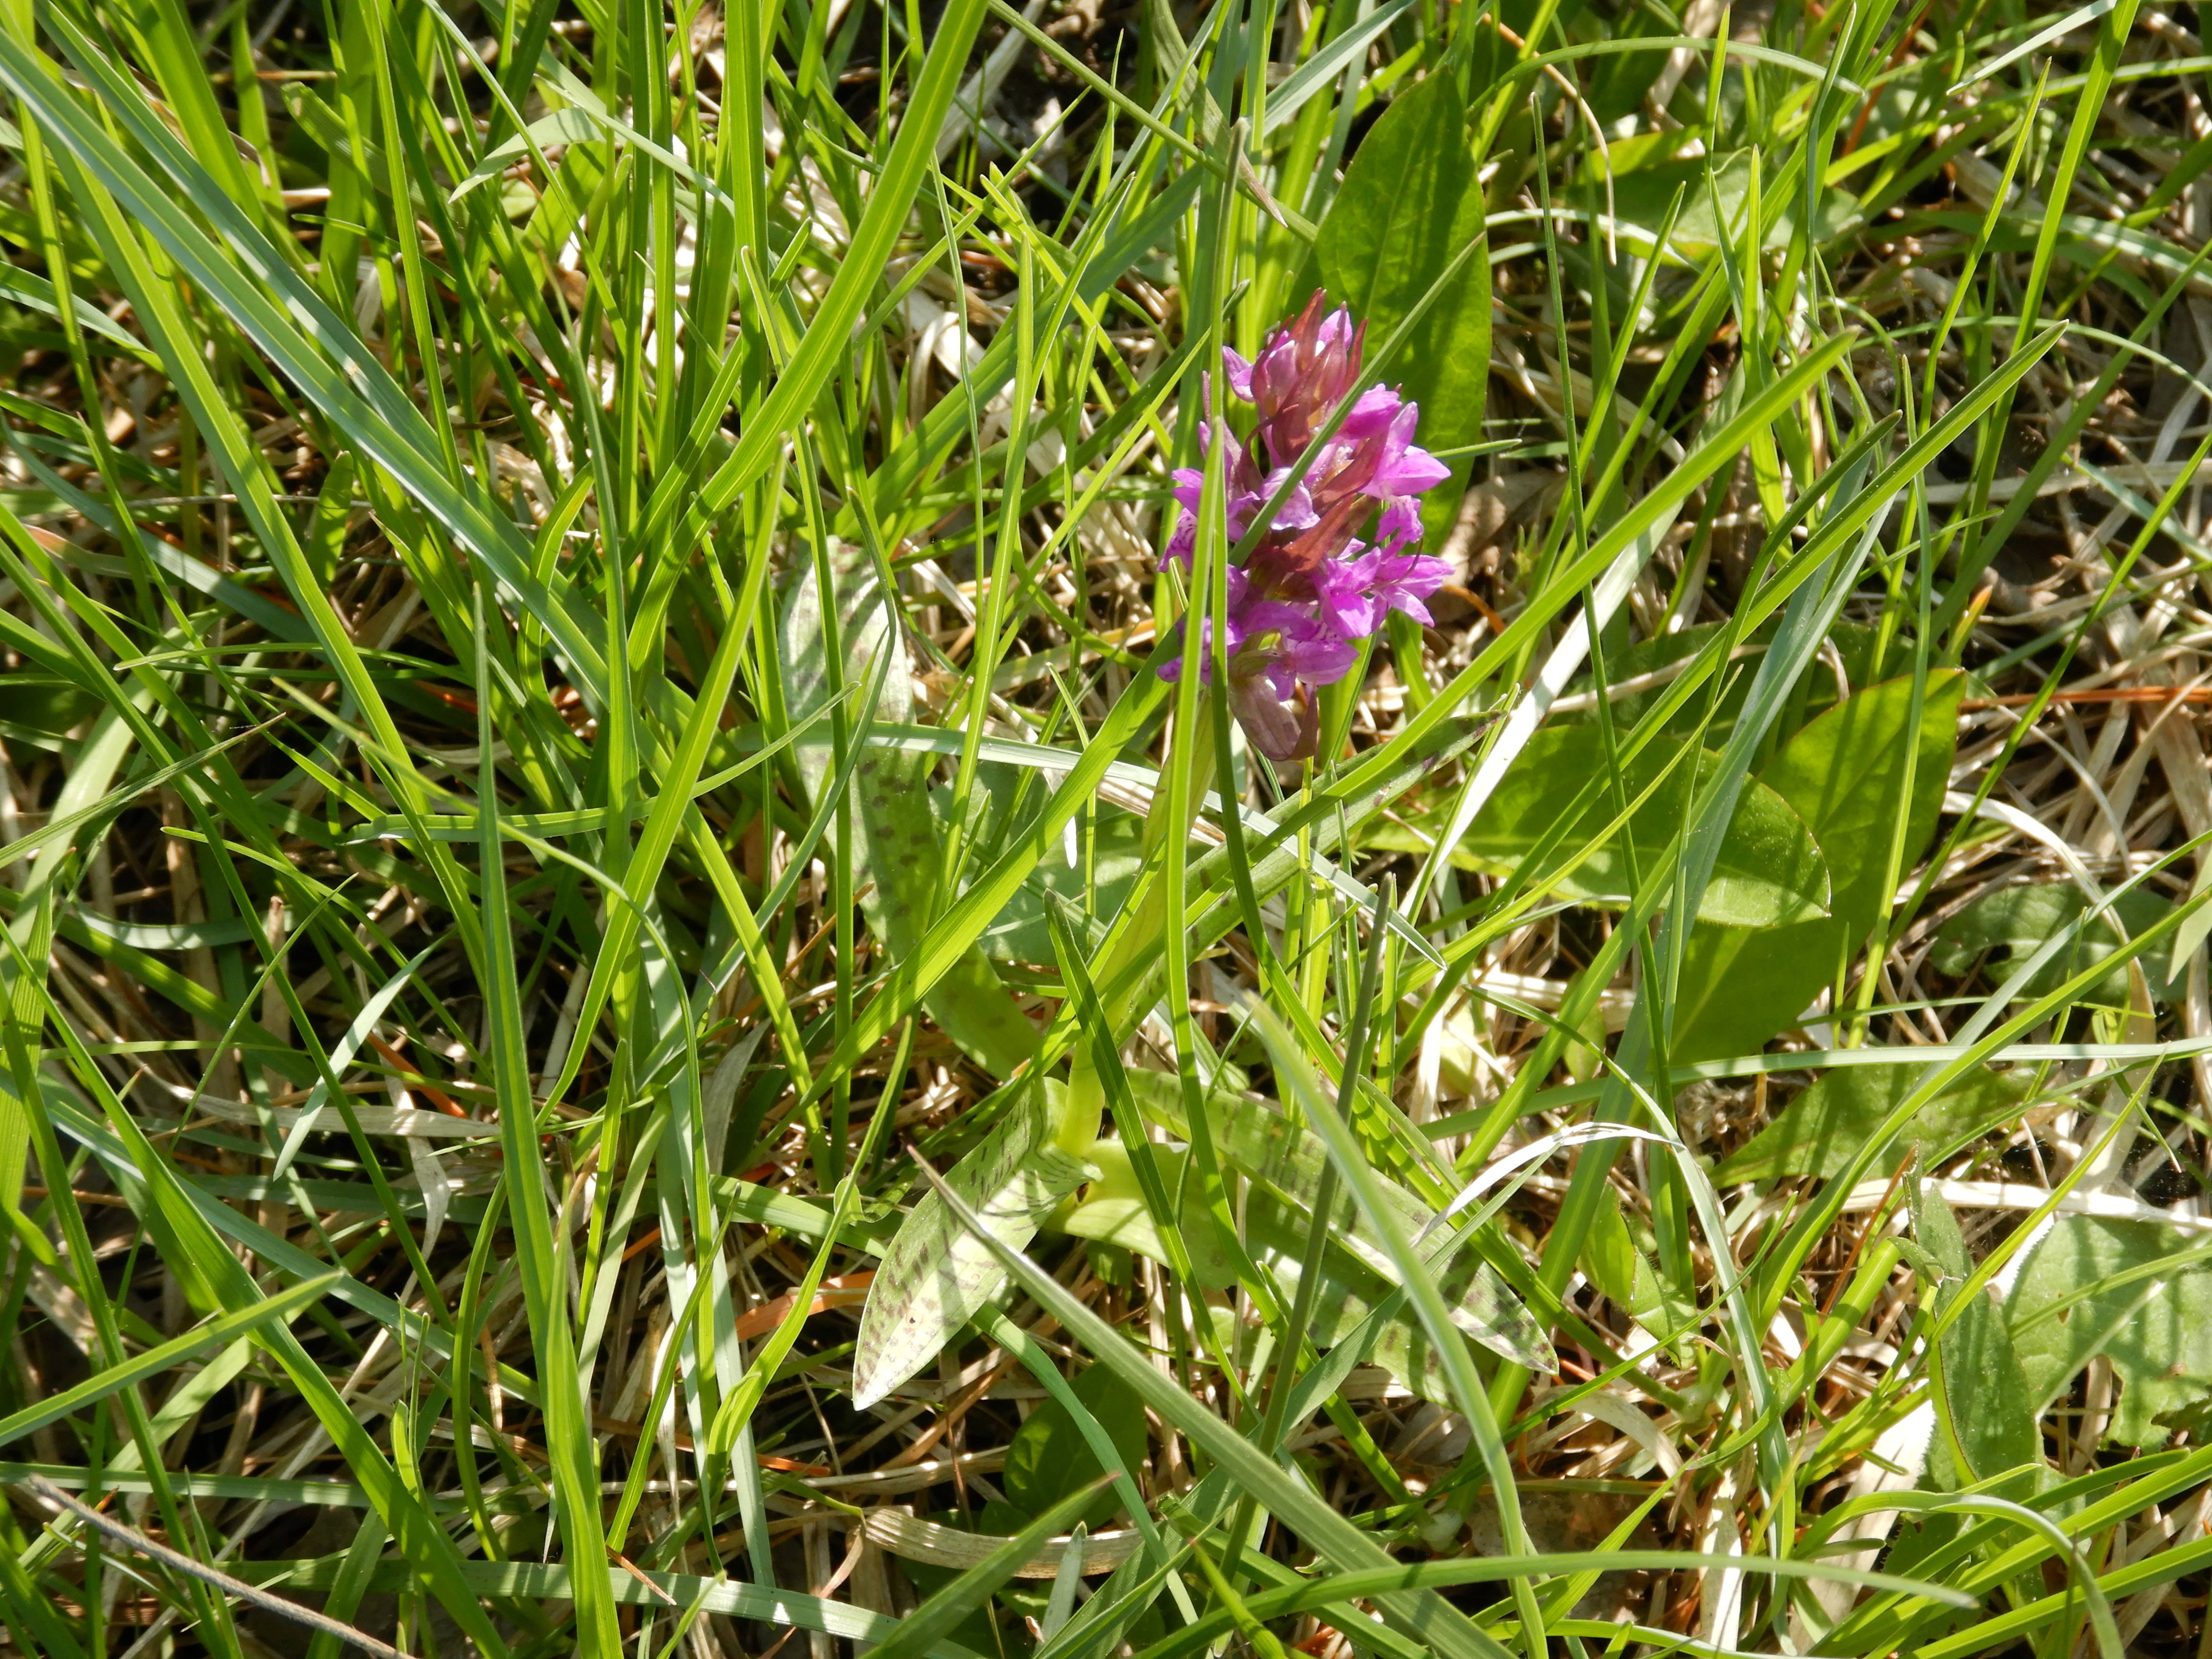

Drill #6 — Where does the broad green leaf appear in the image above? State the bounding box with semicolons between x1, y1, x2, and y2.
1758;668;1969;930
1315;71;1491;543
1558;620;1887;741
1716;1064;2031;1183
1418;726;1831;927
1929;884;2179;1008
1609;150;1862;258
782;551;1040;1077
1578;1197;1694;1346
1003;1364;1149;1530
2008;1215;2212;1446
1913;1182;2042;1482
1670;671;1965;1060
852;1094;1096;1409
1057;1140;1238;1289
1580;1190;1640;1311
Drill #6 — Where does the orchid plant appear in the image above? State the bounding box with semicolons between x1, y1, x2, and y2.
1159;292;1454;763
1038;300;1454;1162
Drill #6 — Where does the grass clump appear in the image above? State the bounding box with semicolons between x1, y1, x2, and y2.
4;0;2212;1656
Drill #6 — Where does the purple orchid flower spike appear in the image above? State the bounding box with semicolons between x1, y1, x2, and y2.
1168;427;1322;561
1156;293;1455;763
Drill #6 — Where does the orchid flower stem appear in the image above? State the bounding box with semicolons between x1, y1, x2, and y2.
1048;693;1219;1155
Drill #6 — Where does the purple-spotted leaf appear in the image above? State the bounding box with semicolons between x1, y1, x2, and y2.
852;1097;1096;1410
781;547;1038;1078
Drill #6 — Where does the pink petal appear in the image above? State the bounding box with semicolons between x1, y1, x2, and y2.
1315;305;1358;362
1255;469;1320;531
1376;497;1424;553
1311;547;1383;638
1221;347;1256;402
1275;613;1358;685
1367;403;1450;497
1340;384;1403;440
1160;513;1196;569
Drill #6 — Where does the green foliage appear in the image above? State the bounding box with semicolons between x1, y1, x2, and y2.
1716;1065;2031;1183
1912;1182;2042;1484
1003;1364;1150;1529
1670;672;1965;1060
1105;1067;1551;1374
782;547;1040;1071
4;0;2210;1655
938;769;1147;965
2008;1217;2212;1446
1414;724;1832;926
1058;1138;1240;1288
1930;884;2180;1008
1609;149;1863;257
870;1481;1113;1659
1580;1193;1696;1346
853;1093;1095;1409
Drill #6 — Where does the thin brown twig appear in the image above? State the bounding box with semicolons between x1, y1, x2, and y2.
18;1187;134;1208
1962;686;2212;709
